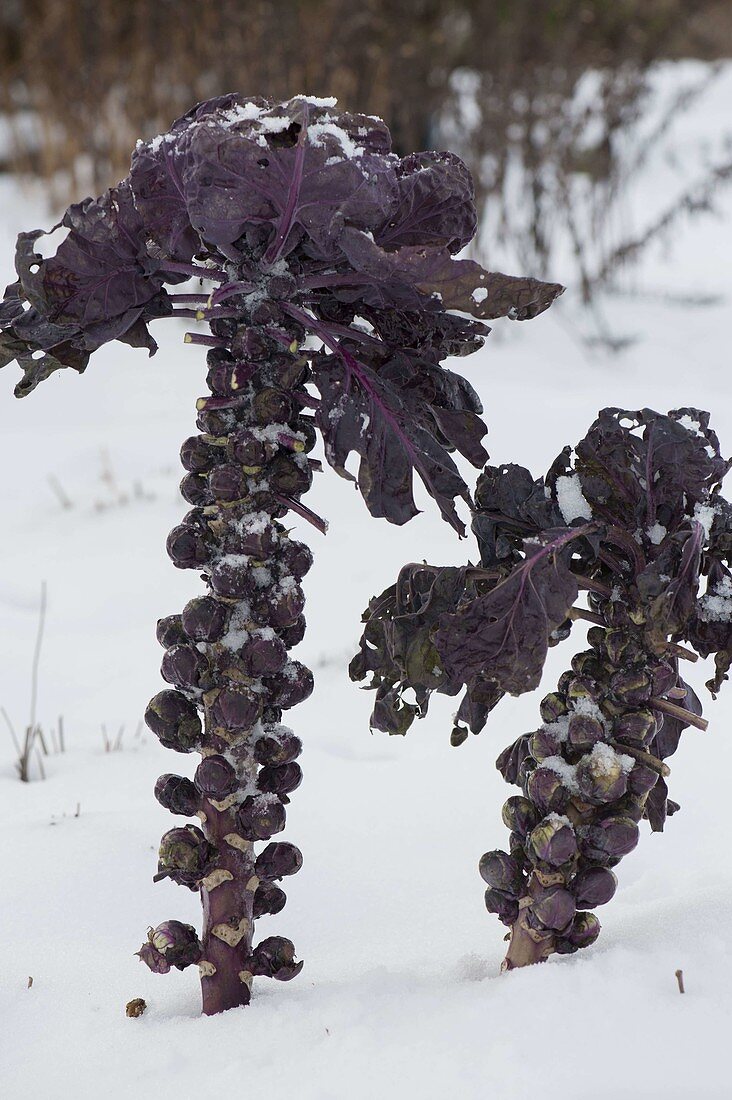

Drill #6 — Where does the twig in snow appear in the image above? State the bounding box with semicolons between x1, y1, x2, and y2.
675;969;685;994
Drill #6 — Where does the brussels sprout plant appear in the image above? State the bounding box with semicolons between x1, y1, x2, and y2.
353;408;732;968
0;94;561;1013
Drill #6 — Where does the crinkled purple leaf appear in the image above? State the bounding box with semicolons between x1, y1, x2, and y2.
435;529;583;695
376;150;476;253
339;228;564;320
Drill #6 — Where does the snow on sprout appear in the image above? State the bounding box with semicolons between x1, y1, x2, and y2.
693;502;718;539
699;575;732;622
647;522;666;545
556;474;593;524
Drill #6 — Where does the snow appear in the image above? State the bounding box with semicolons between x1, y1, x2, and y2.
699;575;732;623
2;60;732;1100
308;121;364;159
542;755;579;794
693;501;717;539
647;522;667;545
555;473;593;523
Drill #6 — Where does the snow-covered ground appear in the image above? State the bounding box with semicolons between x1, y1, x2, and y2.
1;63;731;1100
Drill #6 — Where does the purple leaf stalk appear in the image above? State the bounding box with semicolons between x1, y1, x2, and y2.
0;93;562;1013
353;408;732;969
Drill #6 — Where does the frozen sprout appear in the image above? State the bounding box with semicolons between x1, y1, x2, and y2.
161;644;212;692
484;888;520;927
180;472;214;506
166;523;211;570
249;936;303;981
257;762;303;796
137;921;202;973
180;435;223;474
155;825;215;889
527;816;578;868
278;539;314;580
255;841;303;881
240;634;288;677
575;745;629;805
567;713;605;754
182;596;229;642
526;767;570;815
156;614;188;649
254;731;303;767
530;886;576;933
501;796;539;838
570;866;617;909
195;755;238;801
237;794;286;841
145;690;202;753
210;685;262;733
155;773;201;816
208;463;248;503
478;850;523;895
265;661;314;709
253;881;287;918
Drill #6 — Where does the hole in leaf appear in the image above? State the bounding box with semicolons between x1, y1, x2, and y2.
267;122;301;149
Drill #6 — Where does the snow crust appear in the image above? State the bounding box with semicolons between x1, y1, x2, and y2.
699;575;732;622
555;474;593;523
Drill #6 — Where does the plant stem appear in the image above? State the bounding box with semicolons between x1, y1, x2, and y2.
650;696;708;731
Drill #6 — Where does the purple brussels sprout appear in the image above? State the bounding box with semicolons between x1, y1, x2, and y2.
195;755;238;801
501;796;539;839
529;886;576;933
484;888;520;927
145;690;202;753
155;773;201;817
264;661;314;709
138;921;203;973
254;730;303;767
257;762;303;797
210;685;262;733
564;912;601;950
237;794;287;841
527;816;578;868
248;936;303;981
180;472;214;507
156;614;188;649
580;817;640;865
155;825;216;889
182;596;229;642
240;634;288;677
526;767;570;815
180;435;224;474
478;850;524;895
253;881;287;918
566;713;606;754
166;523;211;569
161;644;213;693
255;842;303;881
575;745;629;805
278;540;314;580
570;867;617;909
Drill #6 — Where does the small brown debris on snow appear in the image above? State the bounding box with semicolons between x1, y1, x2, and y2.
126;997;147;1017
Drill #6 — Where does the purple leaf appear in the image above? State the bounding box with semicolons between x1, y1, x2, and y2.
435;529;585;695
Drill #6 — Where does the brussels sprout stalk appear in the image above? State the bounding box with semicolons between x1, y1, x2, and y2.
148;310;311;1014
353;407;732;971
